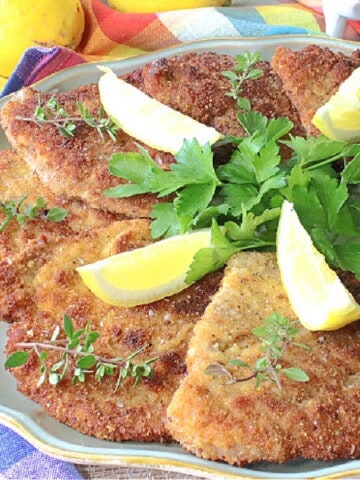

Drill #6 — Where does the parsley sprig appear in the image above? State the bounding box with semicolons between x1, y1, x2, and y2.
5;315;158;390
105;53;360;284
0;195;67;233
17;94;119;141
204;313;309;389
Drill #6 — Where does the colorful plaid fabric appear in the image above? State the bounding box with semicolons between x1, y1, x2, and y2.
3;0;360;98
0;0;331;98
0;425;82;479
0;1;358;479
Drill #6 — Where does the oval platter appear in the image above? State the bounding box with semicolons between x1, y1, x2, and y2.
0;35;360;479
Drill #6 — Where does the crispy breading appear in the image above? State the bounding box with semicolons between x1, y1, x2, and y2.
0;86;169;217
6;219;222;442
2;47;360;459
167;252;360;465
0;149;130;322
124;52;305;139
0;148;57;205
271;45;360;135
0;53;305;214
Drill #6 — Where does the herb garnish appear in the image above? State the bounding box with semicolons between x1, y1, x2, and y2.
204;313;309;389
222;51;264;111
5;315;158;390
17;94;119;141
105;51;360;284
0;195;67;233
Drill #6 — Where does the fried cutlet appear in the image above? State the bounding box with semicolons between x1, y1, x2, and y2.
6;219;222;442
0;52;305;214
124;52;305;139
167;252;360;465
0;149;129;323
271;45;360;136
0;86;170;218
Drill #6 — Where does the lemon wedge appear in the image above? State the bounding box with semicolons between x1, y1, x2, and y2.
98;67;223;154
312;67;360;142
77;229;212;307
277;200;360;331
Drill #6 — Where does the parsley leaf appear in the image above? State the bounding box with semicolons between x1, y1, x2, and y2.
150;203;181;238
186;221;238;284
105;52;360;284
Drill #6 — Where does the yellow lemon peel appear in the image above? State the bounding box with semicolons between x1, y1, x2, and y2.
312;67;360;142
77;229;212;307
0;0;84;77
108;0;231;13
98;67;223;154
277;200;360;331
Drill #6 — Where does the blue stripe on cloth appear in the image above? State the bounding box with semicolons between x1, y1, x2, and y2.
0;426;83;480
0;46;59;99
0;425;34;470
221;7;315;36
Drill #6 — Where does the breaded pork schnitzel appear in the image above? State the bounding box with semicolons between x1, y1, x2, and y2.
0;52;305;217
6;219;222;442
124;52;305;139
272;45;360;136
167;252;360;465
0;149;128;323
0;86;166;218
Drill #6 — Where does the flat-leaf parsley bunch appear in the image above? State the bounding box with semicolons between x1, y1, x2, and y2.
105;118;360;284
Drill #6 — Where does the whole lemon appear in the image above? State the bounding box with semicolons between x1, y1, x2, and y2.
0;0;85;77
0;75;7;91
108;0;231;13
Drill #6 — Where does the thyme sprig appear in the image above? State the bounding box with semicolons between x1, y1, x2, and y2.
0;195;67;233
205;313;310;389
17;95;119;141
222;51;264;110
5;315;158;390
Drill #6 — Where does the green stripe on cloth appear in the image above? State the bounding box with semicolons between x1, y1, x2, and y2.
256;5;321;31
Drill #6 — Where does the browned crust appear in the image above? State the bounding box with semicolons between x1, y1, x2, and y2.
271;45;360;135
0;149;133;323
167;252;360;465
5;219;223;442
0;86;170;218
125;52;305;139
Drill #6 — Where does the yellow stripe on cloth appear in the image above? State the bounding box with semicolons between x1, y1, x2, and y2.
108;44;146;58
256;5;321;31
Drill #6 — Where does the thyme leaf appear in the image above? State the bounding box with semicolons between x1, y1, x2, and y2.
222;51;263;108
5;314;158;390
0;195;67;233
16;94;119;141
204;313;310;389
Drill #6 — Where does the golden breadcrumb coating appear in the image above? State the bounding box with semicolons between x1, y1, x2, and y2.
167;252;360;465
6;220;222;442
272;45;360;135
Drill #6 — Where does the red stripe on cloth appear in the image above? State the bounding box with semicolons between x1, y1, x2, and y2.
124;18;180;50
27;49;86;85
349;19;360;34
91;0;157;43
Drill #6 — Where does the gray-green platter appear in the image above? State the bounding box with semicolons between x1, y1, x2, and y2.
1;35;359;479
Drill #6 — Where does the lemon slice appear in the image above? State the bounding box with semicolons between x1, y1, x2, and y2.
77;229;211;307
312;67;360;142
277;200;360;331
98;67;223;154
